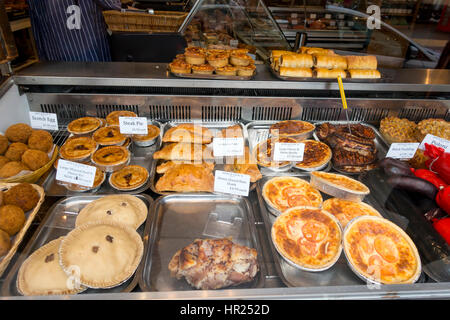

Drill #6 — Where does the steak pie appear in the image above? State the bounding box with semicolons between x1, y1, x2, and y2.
93;126;126;146
322;198;382;228
106;111;137;127
60;137;97;162
59;221;144;289
109;165;149;191
262;176;322;214
271;207;342;271
91;145;130;172
132;124;160;147
67;117;101;135
343;216;421;284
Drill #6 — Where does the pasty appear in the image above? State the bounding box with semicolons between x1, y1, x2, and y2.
155;164;214;192
162;124;213;144
153;143;214;161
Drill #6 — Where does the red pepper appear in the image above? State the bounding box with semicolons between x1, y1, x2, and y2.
424;143;450;184
432;218;450;245
411;168;447;190
436;186;450;215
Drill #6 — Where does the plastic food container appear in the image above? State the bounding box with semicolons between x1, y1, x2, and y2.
309;171;370;202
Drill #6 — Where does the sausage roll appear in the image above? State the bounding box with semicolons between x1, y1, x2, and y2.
271;50;295;61
346;55;377;70
299;47;335;56
315;68;347;79
314;55;347;70
279;53;314;68
279;67;313;78
348;69;381;79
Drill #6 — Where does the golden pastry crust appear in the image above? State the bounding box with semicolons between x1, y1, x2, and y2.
215;65;238;76
348;69;381;79
300;47;335;55
106;111;137;126
271;50;295;60
192;64;215;74
93;126;126;146
315;68;347;79
254;137;298;168
185;47;206;65
322;198;382;228
344;216;421;284
229;53;253;67
132;124;160;142
109;165;149;191
91;145;130;167
206;53;229;68
216;124;243;138
67;117;101;135
59;221;144;289
60;137;97;161
224;146;262;183
21;149;49;171
272;207;342;270
5;142;29;161
17;237;86;296
153;143;214;161
156;160;214;174
162;124;213;144
27;130;54;153
415;118;450;141
380;117;418;143
169;60;192;74
155;164;214;192
237;64;256;76
295;140;331;169
314;55;347;69
279;53;314;68
270;120;315;138
311;171;370;194
263;176;322;213
5;123;33;144
346;55;377;70
279;67;312;77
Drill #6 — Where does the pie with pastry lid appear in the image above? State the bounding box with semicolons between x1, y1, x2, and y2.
254;137;298;168
294;140;331;170
76;195;147;230
271;207;342;271
343;216;421;284
109;165;149;191
322;198;382;228
106;111;137;127
17;237;86;296
262;176;322;214
269;120;315;139
91;145;130;170
67;117;101;135
59;221;144;289
60;137;97;161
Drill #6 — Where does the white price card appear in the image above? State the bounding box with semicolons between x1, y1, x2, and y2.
56;159;96;188
229;39;239;47
214;170;250;197
385;143;420;159
291;13;298;18
119;117;148;135
29;112;58;130
419;134;450;152
325;14;332;19
273;143;305;162
213;138;244;157
310;13;317;19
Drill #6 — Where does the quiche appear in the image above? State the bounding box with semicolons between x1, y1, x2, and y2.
322;198;382;228
93;126;126;146
59;221;144;289
67;117;101;135
310;171;370;201
76;195;148;230
17;237;86;296
106;110;137;127
162;124;213;144
109;165;149;191
60;137;97;162
91;146;130;172
262;176;323;214
269;120;315;140
343;216;421;284
272;207;342;271
155;164;214;192
132;124;160;147
254;137;298;168
295;140;332;170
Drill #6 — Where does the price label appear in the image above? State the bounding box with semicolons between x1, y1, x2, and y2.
419;134;450;152
310;13;317;19
229;39;239;47
325;14;332;19
385;143;420;160
29;112;58;131
56;159;96;188
291;19;298;25
338;14;345;19
274;143;305;162
213;138;244;157
214;170;250;197
291;13;298;18
119;117;148;135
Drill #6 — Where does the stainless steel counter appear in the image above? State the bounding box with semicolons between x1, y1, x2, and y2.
13;62;450;93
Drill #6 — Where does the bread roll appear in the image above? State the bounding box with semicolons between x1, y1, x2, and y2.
348;69;381;79
279;67;313;77
314;55;347;69
346;55;377;70
315;68;347;79
279;53;314;68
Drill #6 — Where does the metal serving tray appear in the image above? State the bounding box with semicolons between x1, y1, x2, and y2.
42;121;163;196
245;120;332;176
170;70;255;81
256;173;426;287
1;194;154;296
139;193;266;291
150;121;252;195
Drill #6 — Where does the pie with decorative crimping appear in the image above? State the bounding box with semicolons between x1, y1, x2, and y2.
106;111;137;126
109;165;149;191
93;126;126;146
67;117;101;136
91;145;130;172
59;137;97;162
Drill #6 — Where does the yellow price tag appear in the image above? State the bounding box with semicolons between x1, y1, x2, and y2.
337;75;348;110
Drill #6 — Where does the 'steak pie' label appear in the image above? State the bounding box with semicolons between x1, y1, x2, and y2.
385;143;420;159
29;112;58;131
56;159;96;187
213;138;244;157
119;117;148;135
214;170;250;197
273;142;305;162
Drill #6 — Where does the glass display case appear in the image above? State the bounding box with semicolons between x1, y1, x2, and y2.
178;0;291;59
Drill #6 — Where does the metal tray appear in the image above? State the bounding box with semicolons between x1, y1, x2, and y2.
42;121;163;196
1;194;154;296
139;193;266;291
269;65;388;83
256;173;426;287
312;121;389;176
170;70;255;81
245;120;332;176
150;121;255;195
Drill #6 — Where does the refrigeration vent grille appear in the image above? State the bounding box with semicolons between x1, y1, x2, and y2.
301;107;341;121
252;106;292;121
202;106;242;122
40;104;86;124
148;105;191;121
398;107;437;121
350;108;390;123
95;104;140;118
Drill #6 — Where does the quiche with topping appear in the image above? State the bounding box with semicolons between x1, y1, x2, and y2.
322;198;382;228
269;120;315;140
295;140;332;170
